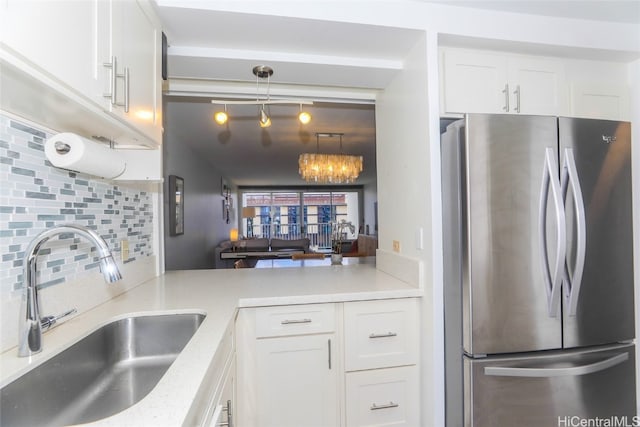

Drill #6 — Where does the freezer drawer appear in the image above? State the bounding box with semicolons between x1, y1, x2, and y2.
464;343;636;427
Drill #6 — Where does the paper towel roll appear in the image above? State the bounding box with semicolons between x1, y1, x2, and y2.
45;133;126;179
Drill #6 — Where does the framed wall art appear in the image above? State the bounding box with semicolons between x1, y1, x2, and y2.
169;175;184;236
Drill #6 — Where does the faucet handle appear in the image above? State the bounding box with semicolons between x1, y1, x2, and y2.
40;308;77;331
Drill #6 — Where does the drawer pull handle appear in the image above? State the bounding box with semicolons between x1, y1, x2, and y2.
370;402;399;411
281;318;312;325
369;332;397;339
218;399;232;427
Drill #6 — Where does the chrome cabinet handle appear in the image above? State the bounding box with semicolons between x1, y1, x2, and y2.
370;402;399;411
561;148;586;317
513;84;521;113
218;399;232;427
485;352;628;378
328;339;332;370
538;147;565;318
114;67;130;113
102;56;117;105
281;318;312;325
123;67;130;113
369;332;397;339
502;84;510;112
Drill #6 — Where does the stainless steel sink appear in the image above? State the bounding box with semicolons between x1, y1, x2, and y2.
1;312;205;427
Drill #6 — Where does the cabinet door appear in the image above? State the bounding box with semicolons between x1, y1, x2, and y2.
508;57;564;115
1;0;103;98
255;334;338;427
442;50;509;114
570;82;630;121
345;366;419;427
110;0;161;142
216;358;236;427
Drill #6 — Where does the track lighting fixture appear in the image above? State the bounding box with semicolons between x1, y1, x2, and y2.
211;65;313;127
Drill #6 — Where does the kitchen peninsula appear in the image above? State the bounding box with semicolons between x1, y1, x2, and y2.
0;264;422;426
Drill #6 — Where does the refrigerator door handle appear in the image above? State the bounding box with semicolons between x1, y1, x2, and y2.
561;148;587;317
484;352;628;378
539;147;566;317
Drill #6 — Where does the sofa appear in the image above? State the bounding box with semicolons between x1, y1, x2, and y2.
213;237;310;269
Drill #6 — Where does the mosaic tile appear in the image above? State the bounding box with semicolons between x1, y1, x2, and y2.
1;114;154;294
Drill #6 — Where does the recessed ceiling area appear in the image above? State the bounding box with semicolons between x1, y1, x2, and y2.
164;98;376;187
156;4;424;187
157;6;424;89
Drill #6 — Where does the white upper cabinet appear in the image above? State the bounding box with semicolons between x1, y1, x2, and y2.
1;0;102;98
565;58;631;121
442;50;509;114
107;0;162;143
0;0;162;147
441;48;565;116
507;57;565;115
570;82;630;121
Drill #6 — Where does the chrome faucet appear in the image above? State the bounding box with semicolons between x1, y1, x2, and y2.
18;224;122;357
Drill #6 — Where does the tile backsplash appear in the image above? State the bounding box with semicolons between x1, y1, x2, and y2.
0;113;154;299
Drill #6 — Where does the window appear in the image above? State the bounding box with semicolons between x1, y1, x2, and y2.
241;189;361;249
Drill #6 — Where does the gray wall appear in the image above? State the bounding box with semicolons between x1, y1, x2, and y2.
163;129;232;270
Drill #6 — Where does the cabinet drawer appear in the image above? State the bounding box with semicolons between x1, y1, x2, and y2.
345;365;420;427
344;298;418;371
255;303;335;338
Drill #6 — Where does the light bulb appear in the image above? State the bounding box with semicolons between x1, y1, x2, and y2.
298;111;312;124
214;110;228;125
259;107;271;128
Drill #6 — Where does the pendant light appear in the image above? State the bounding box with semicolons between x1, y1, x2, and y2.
259;104;271;128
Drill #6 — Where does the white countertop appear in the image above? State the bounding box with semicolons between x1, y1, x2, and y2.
0;263;422;426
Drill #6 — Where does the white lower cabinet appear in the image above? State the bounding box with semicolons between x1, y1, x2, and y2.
186;318;236;427
345;366;419;427
343;299;420;427
208;358;236;427
255;334;338;427
236;303;340;427
236;299;420;427
344;298;419;371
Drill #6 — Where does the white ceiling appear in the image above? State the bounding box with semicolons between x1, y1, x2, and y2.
155;0;639;188
422;0;640;24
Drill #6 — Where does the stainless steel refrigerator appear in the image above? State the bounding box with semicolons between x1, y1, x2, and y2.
441;114;636;427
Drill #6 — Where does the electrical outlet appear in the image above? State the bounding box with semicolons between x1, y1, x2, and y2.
121;239;129;262
392;240;400;253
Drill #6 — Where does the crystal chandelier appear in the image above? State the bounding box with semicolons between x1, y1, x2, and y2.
298;133;363;184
